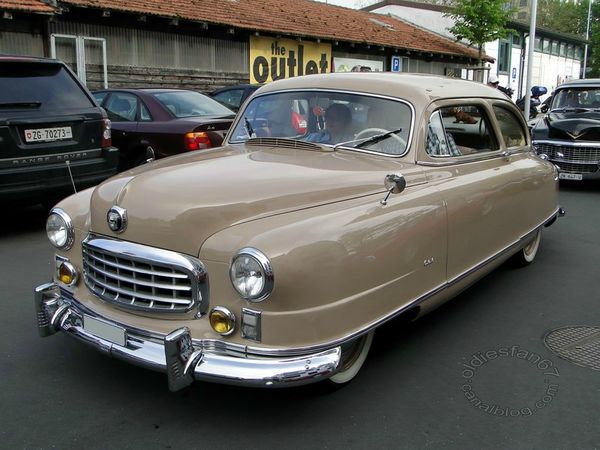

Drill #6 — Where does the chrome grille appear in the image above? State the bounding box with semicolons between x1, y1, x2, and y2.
535;143;600;163
554;161;599;174
82;237;208;314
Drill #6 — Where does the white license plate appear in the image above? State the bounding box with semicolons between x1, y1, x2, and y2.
83;315;127;346
24;126;72;143
559;172;583;181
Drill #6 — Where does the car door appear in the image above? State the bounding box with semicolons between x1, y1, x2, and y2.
419;100;520;282
490;101;557;237
101;92;140;168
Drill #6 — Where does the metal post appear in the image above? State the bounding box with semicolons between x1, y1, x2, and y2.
583;0;593;78
524;0;538;120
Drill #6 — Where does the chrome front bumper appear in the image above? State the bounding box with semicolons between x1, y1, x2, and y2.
34;283;341;391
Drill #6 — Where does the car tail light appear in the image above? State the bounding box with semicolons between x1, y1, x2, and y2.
101;119;112;148
184;132;212;151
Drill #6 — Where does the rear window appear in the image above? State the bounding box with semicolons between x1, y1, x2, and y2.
0;62;94;111
153;91;234;118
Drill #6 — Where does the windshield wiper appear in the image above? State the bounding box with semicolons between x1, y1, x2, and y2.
0;102;41;109
354;128;403;148
244;117;255;138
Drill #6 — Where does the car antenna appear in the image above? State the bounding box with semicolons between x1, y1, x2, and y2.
65;160;78;194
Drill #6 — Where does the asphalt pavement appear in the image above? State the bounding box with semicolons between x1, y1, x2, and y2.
1;181;599;450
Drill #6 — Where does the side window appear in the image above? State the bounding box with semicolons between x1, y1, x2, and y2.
104;93;138;122
439;105;497;155
426;111;461;157
493;106;526;148
213;89;244;111
93;91;108;105
140;102;152;122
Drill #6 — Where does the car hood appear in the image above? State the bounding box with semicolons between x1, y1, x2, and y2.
88;143;423;255
545;110;600;139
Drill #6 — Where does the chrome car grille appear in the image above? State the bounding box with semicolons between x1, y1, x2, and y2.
535;143;600;163
553;161;599;174
82;237;208;314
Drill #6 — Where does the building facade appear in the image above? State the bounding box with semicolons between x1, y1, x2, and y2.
1;0;487;92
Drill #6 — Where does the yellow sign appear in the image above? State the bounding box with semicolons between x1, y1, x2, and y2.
249;36;332;84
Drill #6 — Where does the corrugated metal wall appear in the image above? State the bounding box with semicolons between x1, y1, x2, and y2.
49;21;248;73
0;31;44;56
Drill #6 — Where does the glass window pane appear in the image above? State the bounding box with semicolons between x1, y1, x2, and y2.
230;90;412;156
438;105;497;154
493;106;526;148
0;61;94;111
105;93;138;122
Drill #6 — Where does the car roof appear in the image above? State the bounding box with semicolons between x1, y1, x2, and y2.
212;84;259;92
253;72;507;105
0;55;64;65
93;88;196;94
556;78;600;89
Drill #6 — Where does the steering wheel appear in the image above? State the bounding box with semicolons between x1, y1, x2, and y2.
355;128;406;149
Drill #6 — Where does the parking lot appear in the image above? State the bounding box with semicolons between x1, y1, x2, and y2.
0;181;598;449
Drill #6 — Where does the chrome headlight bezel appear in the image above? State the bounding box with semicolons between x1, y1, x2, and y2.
46;208;75;250
229;247;274;302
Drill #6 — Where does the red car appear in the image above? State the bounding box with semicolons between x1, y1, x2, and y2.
93;88;235;170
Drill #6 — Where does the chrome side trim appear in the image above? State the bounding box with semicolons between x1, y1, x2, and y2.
533;139;600;148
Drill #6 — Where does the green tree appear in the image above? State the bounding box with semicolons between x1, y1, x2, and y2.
445;0;515;65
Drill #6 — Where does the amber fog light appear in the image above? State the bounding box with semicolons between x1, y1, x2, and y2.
209;307;235;336
57;261;78;286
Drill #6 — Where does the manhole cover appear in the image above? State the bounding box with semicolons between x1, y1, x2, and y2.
544;326;600;371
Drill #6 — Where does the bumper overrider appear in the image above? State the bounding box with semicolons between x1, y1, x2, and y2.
34;283;341;391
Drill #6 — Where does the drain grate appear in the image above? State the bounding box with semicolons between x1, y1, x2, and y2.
544;326;600;371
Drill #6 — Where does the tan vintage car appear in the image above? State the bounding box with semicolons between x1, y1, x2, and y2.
35;73;563;391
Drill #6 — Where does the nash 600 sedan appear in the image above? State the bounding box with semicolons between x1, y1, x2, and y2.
35;73;562;391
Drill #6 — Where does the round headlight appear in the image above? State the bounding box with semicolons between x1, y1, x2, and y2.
229;247;274;302
46;208;74;250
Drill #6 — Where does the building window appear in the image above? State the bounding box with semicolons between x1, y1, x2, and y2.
498;40;511;73
543;38;551;53
559;42;567;57
534;37;542;51
551;41;559;55
567;45;574;59
512;34;522;48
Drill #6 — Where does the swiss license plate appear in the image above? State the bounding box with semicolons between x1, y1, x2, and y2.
24;126;72;143
83;314;127;346
559;172;583;181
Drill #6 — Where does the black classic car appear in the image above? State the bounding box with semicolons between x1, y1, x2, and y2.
531;78;600;181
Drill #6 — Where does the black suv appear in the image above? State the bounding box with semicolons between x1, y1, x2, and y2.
0;56;119;206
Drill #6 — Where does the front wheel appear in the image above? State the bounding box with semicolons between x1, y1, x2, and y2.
510;228;542;267
328;331;374;385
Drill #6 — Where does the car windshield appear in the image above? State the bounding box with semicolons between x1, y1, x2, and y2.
152;91;234;118
551;87;600;110
229;90;412;156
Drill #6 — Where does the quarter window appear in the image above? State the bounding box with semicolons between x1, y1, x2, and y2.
492;106;526;148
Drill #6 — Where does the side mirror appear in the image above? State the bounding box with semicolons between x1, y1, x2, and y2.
381;173;406;205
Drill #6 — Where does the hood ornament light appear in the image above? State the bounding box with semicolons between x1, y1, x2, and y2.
107;206;127;233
